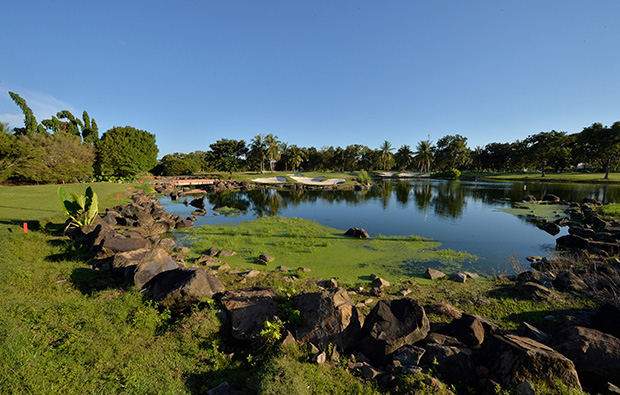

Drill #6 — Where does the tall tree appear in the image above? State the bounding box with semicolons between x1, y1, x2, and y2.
394;144;413;170
433;134;471;170
81;111;99;143
206;139;247;174
379;140;394;171
13;132;95;183
95;126;158;177
413;140;434;172
524;130;569;177
266;134;280;171
576;122;620;179
8;91;46;135
288;145;305;171
249;134;268;173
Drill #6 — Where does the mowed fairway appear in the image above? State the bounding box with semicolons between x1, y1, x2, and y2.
0;182;149;225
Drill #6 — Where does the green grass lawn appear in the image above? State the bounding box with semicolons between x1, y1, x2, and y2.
0;182;599;394
469;171;620;183
0;182;152;226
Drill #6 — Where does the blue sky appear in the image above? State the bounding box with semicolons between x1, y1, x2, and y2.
1;1;619;157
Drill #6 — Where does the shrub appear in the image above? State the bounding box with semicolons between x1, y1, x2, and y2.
432;169;461;179
356;170;372;185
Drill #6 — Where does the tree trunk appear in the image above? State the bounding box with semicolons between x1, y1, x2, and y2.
605;159;611;180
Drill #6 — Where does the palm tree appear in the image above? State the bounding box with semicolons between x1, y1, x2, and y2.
289;145;305;171
413;140;434;172
266;134;281;171
394;144;413;170
379;140;394;171
250;134;268;173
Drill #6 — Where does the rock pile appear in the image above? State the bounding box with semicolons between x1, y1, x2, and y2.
65;190;225;311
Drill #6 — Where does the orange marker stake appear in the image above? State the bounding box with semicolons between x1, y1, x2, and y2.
23;222;28;233
117;194;120;200
131;186;133;191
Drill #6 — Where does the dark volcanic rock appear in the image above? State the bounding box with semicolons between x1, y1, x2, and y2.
294;287;362;350
420;343;476;385
556;234;589;251
550;326;620;388
133;247;179;289
480;334;581;390
344;227;370;238
439;313;498;348
591;303;620;340
220;287;278;341
150;267;225;311
359;298;430;365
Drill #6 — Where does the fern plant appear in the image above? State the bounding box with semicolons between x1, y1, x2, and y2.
58;186;99;227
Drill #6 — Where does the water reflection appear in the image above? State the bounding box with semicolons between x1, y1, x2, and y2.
205;180;620;220
165;179;620;272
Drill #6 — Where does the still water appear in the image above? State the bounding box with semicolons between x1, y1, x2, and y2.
160;179;620;274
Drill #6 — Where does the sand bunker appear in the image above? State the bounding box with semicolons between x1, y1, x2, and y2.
288;175;346;186
252;176;288;183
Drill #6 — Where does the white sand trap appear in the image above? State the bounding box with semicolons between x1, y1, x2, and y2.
288;175;346;185
252;176;288;183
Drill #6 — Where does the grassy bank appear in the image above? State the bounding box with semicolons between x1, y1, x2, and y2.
468;171;620;184
0;183;599;394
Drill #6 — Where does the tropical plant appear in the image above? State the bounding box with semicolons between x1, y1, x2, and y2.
379;140;394;171
288;145;305;171
413;139;434;172
250;134;268;173
58;186;99;228
266;134;281;171
8;91;46;135
356;170;372;185
394;144;413;170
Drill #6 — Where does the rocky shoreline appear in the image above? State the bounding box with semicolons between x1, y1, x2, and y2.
63;190;620;394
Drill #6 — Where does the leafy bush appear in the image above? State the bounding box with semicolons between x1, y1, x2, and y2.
432;169;461;179
356;170;372;185
58;185;99;227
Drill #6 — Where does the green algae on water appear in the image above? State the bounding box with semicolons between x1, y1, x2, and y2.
178;216;478;285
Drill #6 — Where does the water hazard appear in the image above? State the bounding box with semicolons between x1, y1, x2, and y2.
160;179;620;274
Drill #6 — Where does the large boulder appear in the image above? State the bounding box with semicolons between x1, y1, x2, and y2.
150;267;225;311
189;196;206;209
133;247;179;289
344;227;370;238
439;313;498;348
99;234;152;258
359;298;430;365
591;303;620;339
556;235;589;251
553;270;589;293
293;287;363;350
220;287;278;341
424;268;446;280
479;334;581;390
420;343;476;385
549;326;620;388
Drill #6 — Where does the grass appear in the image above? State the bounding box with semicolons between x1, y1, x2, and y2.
468;171;620;183
598;203;620;218
178;216;478;285
0;182;152;226
0;182;602;394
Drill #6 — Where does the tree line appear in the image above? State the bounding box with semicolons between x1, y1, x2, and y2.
156;124;620;180
3;90;620;183
1;92;158;183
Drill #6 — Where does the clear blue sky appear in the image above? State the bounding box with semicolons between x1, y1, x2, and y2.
1;1;619;157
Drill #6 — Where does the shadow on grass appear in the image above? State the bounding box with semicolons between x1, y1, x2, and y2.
70;267;132;295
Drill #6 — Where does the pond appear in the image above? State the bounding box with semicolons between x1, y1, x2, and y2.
159;179;620;275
